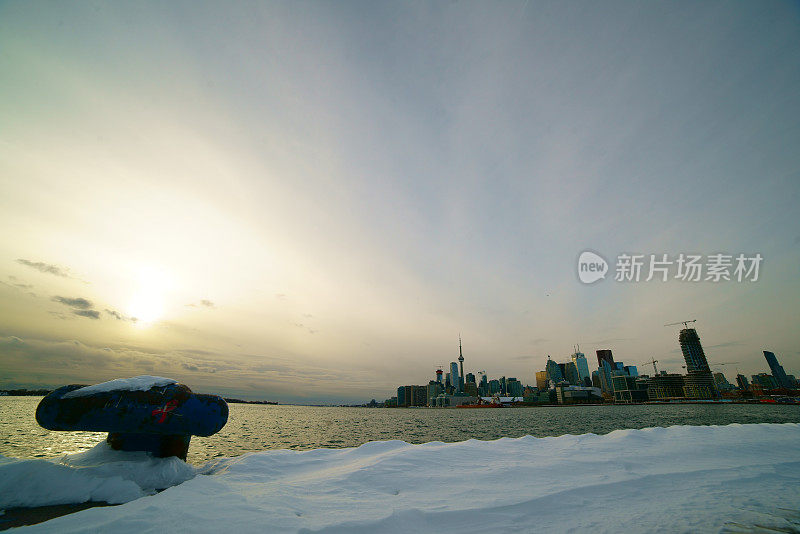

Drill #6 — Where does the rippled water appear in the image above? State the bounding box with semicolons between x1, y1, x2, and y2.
2;396;799;465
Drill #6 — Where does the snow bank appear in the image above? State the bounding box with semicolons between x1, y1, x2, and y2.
0;442;195;509
7;423;800;533
62;376;177;398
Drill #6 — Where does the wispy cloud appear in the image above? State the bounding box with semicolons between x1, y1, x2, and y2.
52;296;93;309
16;259;71;278
52;295;102;320
186;299;216;308
104;309;137;322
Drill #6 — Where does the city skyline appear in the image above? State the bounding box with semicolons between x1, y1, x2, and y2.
1;2;799;403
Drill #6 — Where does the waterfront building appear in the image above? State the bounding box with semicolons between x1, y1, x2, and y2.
591;371;601;389
555;384;603;404
598;359;616;395
535;371;548;391
450;362;460;393
397;385;427;407
464;382;478;397
624;365;638;377
507;379;524;397
735;374;749;391
713;372;734;391
545;358;564;386
571;349;591;382
679;327;717;399
427;381;444;406
564;362;581;385
751;373;779;390
596;349;615;369
764;351;792;388
647;372;686;400
488;379;501;394
612;375;648;403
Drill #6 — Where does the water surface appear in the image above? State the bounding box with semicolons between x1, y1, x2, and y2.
2;397;798;465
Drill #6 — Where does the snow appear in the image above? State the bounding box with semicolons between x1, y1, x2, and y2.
0;443;195;509
62;376;177;398
4;423;800;533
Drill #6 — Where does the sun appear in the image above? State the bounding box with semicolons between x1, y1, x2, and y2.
127;266;171;326
129;293;164;325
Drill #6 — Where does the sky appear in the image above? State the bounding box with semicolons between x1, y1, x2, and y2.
1;1;799;403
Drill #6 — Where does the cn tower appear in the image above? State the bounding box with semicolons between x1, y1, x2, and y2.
458;335;465;393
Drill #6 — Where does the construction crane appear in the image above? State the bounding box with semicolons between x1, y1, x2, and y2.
664;319;697;328
641;358;659;375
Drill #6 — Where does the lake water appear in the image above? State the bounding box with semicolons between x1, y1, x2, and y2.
3;396;799;465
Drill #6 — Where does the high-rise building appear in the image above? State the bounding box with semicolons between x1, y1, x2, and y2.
507;379;524;397
435;368;443;384
752;373;778;390
713;372;734;391
564;362;581;385
735;374;749;391
535;371;548;390
488;379;501;394
598;359;616;395
450;362;460;393
679;327;717;399
624;365;638;377
465;372;476;384
397;385;426;407
647;372;686;400
571;350;590;382
596;349;615;369
545;358;564;386
764;351;791;388
427;381;444;406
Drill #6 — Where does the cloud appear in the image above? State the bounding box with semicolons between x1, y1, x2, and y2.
16;259;71;278
52;295;104;320
104;309;137;322
186;299;216;308
53;296;93;309
510;355;536;361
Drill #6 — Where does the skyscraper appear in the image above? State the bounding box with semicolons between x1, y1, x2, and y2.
764;351;791;388
450;362;460;393
596;349;615;369
571;349;590;382
679;327;717;399
545;358;563;386
736;374;749;391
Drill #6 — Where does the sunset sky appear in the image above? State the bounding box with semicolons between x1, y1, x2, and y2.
1;1;799;403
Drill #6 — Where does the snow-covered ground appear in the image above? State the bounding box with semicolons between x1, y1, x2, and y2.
2;423;799;533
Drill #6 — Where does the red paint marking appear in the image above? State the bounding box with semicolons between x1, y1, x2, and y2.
151;400;178;423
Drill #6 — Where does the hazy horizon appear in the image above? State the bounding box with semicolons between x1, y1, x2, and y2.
1;1;799;403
